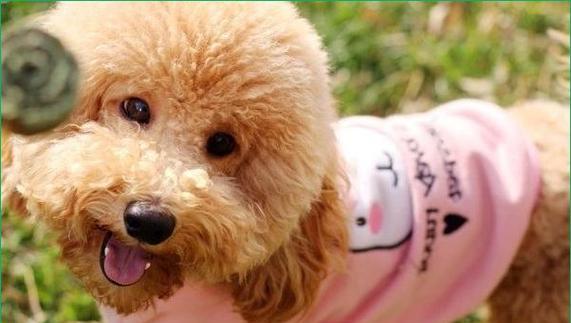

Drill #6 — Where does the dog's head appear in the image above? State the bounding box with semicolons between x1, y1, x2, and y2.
2;3;347;321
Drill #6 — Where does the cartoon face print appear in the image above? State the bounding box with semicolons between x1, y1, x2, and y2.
336;125;413;252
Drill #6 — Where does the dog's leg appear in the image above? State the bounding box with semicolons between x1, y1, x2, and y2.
488;101;569;323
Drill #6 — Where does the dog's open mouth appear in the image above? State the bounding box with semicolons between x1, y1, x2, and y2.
99;231;152;286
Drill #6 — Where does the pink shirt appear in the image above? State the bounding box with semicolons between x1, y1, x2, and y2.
102;99;540;323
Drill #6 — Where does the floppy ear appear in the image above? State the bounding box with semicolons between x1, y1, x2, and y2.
1;129;29;217
231;164;348;322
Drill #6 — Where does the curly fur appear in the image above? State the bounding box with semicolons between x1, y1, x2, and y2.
2;3;347;321
1;3;567;323
488;101;569;323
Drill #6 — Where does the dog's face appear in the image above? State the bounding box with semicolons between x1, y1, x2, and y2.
2;2;347;321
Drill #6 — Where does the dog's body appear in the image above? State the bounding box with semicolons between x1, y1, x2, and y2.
100;99;557;323
2;3;568;323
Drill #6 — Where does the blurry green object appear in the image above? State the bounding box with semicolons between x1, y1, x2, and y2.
2;3;99;322
2;26;78;134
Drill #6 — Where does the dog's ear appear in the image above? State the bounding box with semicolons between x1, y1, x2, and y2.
231;164;348;322
1;129;29;216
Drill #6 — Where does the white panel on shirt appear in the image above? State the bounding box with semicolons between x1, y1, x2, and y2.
336;125;413;252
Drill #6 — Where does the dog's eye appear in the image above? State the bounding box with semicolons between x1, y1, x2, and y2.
121;98;150;124
206;132;236;157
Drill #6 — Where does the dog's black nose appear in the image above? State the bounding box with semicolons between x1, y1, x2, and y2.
124;201;175;245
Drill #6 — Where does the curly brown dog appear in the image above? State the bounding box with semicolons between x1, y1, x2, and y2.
2;3;568;323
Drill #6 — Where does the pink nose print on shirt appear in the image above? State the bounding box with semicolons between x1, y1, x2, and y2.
369;202;383;234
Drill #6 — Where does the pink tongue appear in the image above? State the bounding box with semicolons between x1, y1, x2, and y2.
103;235;149;286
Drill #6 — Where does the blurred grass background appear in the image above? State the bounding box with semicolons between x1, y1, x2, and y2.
2;2;569;323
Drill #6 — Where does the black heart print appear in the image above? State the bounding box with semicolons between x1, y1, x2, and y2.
443;213;468;235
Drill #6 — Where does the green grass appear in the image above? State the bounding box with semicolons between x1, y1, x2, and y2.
299;2;569;116
2;2;569;322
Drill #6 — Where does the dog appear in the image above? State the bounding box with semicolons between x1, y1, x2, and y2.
2;3;568;323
